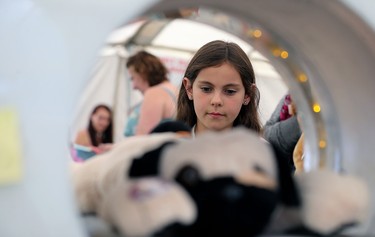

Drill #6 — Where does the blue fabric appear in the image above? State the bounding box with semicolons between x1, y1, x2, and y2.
124;102;142;137
71;144;97;162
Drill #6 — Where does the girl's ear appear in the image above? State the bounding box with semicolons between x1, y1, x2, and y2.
243;94;250;105
183;77;193;100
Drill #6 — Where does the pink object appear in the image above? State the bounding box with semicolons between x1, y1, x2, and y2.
70;146;84;163
280;94;292;121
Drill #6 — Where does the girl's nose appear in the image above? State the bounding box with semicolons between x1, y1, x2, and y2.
211;92;223;106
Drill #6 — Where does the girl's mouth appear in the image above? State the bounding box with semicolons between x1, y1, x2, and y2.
208;112;224;118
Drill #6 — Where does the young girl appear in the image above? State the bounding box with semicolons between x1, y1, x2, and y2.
74;104;113;156
176;40;261;136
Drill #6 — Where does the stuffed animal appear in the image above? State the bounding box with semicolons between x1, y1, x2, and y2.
127;128;369;237
71;126;370;237
127;128;300;236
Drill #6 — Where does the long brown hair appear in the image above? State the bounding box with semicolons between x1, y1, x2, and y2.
176;40;261;133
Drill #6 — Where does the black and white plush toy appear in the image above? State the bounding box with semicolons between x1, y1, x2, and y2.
127;128;369;237
71;126;370;237
128;128;295;236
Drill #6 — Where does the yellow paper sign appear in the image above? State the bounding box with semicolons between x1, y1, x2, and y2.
0;108;23;185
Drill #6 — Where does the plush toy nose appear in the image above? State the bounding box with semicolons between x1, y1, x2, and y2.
221;183;244;203
190;177;278;237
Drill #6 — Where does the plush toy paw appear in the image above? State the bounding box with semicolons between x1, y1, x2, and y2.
266;169;370;236
289;170;370;236
70;132;183;214
98;177;196;237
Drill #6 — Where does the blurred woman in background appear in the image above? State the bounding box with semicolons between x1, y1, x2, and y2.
124;50;178;136
74;104;113;156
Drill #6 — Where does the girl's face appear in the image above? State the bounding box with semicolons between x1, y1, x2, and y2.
91;107;111;133
128;66;149;94
183;62;250;134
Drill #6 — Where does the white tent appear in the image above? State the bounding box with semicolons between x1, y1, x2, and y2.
70;17;288;143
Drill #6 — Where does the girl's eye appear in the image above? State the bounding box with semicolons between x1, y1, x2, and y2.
224;89;237;95
200;86;212;93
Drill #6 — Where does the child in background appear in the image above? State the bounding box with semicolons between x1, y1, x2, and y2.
73;104;113;161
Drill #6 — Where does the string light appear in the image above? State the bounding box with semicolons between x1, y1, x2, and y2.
313;103;321;113
280;50;289;59
298;73;308;82
253;29;262;38
319;140;327;148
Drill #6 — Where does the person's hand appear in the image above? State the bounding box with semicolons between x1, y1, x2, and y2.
98;143;113;152
91;146;102;154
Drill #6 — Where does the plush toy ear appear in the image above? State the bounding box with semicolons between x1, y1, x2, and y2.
98;178;197;237
285;170;370;236
150;120;192;134
128;141;177;177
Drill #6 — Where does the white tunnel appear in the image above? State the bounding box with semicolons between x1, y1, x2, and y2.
0;0;375;236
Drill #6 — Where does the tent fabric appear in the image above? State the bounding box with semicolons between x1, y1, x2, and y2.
70;18;287;144
69;46;142;143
